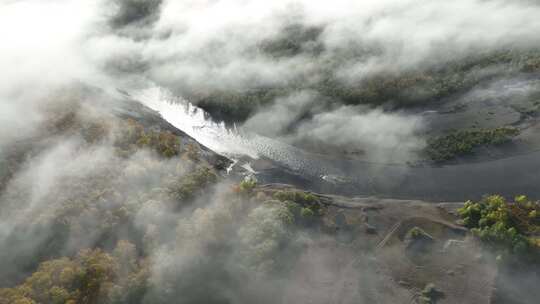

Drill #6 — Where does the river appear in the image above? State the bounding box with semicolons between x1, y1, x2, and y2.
133;85;540;202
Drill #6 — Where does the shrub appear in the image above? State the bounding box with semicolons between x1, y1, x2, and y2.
273;190;318;206
168;167;218;203
458;195;540;256
239;202;295;273
418;283;444;304
426;127;519;162
300;207;315;219
0;243;148;304
238;178;257;195
273;190;322;219
116;119;181;158
407;227;424;239
284;200;301;217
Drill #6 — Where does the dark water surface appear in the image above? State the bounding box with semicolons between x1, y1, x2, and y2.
137;86;540;202
256;149;540;202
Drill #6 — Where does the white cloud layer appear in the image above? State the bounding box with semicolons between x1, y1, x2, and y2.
2;0;540;161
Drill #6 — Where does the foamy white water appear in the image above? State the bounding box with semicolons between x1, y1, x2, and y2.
131;86;259;158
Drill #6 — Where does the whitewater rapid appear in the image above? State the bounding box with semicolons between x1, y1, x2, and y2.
130;86;338;181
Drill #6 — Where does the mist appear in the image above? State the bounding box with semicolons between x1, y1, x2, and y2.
1;1;540;303
4;0;540;162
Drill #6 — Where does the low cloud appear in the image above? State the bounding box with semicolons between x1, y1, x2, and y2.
0;2;539;301
289;106;426;163
242;91;319;137
87;0;540;93
242;92;425;163
3;0;540;163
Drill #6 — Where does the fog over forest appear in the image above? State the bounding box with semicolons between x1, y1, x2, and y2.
1;1;540;304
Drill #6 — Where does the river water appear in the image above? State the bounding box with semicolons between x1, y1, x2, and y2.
133;85;540;202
